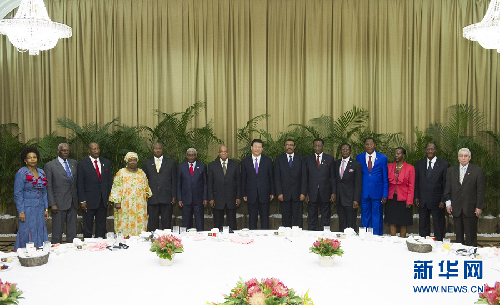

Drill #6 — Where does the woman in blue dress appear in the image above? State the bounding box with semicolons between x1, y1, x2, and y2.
14;147;49;251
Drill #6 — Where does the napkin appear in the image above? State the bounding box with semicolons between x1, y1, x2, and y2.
192;233;206;241
230;236;254;244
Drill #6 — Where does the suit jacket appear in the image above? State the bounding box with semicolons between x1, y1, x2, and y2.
44;158;78;210
414;157;448;209
77;157;113;209
301;153;336;203
177;161;207;206
274;152;303;202
334;158;362;207
355;151;389;199
208;158;240;209
241;155;275;204
444;163;485;218
387;162;415;205
143;156;177;205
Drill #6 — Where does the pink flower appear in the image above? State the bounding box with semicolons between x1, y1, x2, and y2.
248;292;266;305
245;278;259;288
247;284;262;297
1;282;12;299
158;241;166;248
313;241;320;248
174;241;181;248
272;283;289;298
480;284;499;305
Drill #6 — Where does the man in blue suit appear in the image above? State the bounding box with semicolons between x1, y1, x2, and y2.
355;138;388;236
241;139;275;230
177;148;207;231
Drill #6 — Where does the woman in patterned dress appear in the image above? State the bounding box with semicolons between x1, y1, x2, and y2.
109;152;152;236
14;147;50;250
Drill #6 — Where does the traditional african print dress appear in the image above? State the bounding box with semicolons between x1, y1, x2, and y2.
109;168;152;236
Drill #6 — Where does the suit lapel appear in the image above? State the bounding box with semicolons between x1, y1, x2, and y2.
342;160;352;180
461;166;471;186
55;160;70;179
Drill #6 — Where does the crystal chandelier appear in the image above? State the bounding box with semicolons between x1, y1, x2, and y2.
463;0;500;52
0;0;72;55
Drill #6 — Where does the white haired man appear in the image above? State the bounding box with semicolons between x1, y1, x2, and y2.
177;148;207;231
444;148;485;246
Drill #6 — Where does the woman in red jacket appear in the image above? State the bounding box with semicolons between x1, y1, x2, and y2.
385;147;415;238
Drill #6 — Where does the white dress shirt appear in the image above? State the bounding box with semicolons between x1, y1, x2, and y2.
365;152;377;167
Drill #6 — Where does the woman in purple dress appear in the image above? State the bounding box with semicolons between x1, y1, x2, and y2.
14;147;49;251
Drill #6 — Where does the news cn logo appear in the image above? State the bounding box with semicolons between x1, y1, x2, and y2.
413;260;484;293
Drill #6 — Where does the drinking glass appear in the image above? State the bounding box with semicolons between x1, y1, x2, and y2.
443;238;451;250
359;227;366;240
173;226;180;235
223;226;230;239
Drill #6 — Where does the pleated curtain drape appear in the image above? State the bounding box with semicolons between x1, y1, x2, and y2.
0;0;498;155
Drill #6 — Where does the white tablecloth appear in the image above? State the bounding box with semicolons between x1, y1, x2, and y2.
1;231;497;304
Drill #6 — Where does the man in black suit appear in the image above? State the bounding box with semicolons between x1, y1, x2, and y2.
77;142;113;238
444;148;485;246
44;143;78;243
334;143;362;232
301;138;336;231
414;143;448;241
208;146;240;231
177;148;207;231
274;139;304;228
143;143;177;231
241;139;275;230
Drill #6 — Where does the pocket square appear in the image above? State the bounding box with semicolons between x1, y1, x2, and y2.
104;169;108;171
349;169;354;172
324;164;328;167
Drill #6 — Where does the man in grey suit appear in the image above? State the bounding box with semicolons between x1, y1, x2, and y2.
143;143;177;231
445;148;485;246
208;146;240;231
44;143;78;243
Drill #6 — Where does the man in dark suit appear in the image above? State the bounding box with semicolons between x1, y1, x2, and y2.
414;142;448;241
355;137;388;236
208;146;240;231
335;143;362;232
301;138;336;231
241;139;275;230
177;148;207;231
274;139;304;228
44;143;78;243
143;143;177;231
444;148;485;246
77;142;113;238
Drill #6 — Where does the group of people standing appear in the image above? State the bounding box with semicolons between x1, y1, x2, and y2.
12;137;485;251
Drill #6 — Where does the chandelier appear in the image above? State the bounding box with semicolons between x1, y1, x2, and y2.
463;0;500;52
0;0;72;55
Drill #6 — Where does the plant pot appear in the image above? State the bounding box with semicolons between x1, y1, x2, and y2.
318;254;335;267
159;253;175;266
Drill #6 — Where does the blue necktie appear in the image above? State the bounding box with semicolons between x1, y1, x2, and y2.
64;160;72;181
288;155;293;167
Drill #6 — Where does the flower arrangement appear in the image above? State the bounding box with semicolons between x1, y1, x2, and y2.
0;279;23;304
149;234;183;260
309;238;344;257
476;281;500;304
208;277;313;305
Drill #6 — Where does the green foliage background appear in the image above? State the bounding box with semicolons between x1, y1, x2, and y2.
1;103;499;216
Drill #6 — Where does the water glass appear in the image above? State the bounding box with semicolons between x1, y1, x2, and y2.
43;241;51;253
443;238;451;250
180;227;187;236
223;226;230;239
117;232;124;243
359;227;366;240
173;226;180;234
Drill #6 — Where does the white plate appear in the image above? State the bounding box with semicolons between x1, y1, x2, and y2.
0;264;13;272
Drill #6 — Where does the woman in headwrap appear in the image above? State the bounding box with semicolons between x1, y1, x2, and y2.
109;152;152;236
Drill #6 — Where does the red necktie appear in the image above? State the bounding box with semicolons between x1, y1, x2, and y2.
317;155;320;168
368;156;373;172
189;163;194;176
94;160;101;180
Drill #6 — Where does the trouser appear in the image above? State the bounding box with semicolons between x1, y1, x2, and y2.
247;201;270;230
51;206;77;243
361;197;383;236
182;204;204;231
213;207;237;231
281;200;303;228
337;203;358;233
307;191;331;231
453;212;478;246
418;205;445;241
147;203;173;231
82;200;107;238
